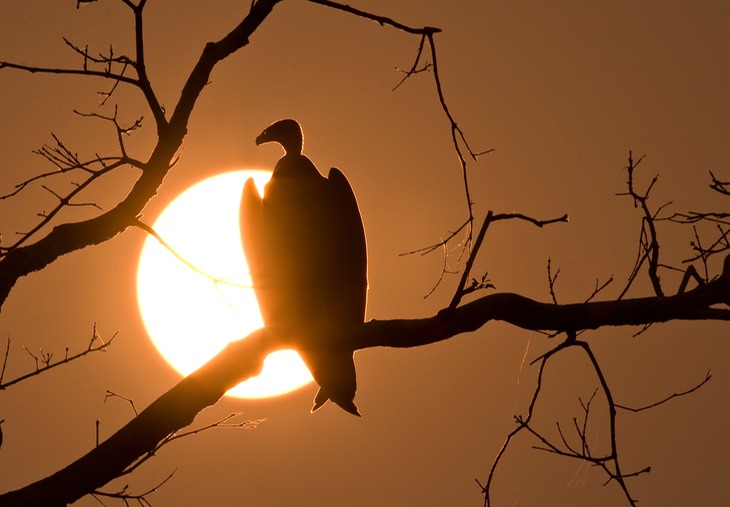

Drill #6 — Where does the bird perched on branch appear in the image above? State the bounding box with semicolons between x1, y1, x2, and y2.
240;118;367;416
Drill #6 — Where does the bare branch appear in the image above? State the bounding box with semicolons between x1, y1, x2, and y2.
399;218;471;257
617;151;666;298
616;370;712;413
575;340;639;504
0;336;10;386
481;335;651;506
133;219;250;290
547;258;561;304
0;324;116;390
449;211;494;309
392;34;431;91
0;60;137;87
448;211;568;309
310;0;496;282
585;274;615;303
0;0;284;309
3;256;729;505
105;390;139;417
307;0;442;35
478;338;574;506
92;469;175;507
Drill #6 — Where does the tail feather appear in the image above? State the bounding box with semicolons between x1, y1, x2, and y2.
311;387;361;417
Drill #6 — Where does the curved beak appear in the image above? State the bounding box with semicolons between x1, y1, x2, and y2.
255;130;268;147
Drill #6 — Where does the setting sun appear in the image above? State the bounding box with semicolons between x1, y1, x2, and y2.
136;170;314;398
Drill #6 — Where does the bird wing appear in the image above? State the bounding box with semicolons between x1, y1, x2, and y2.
326;167;368;321
294;167;367;415
240;177;270;323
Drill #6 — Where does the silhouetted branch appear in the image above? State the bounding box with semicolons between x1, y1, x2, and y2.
0;324;116;391
547;258;561;304
307;0;442;35
0;0;283;309
92;469;175;507
477;337;573;506
617;151;670;299
666;171;730;274
448;211;569;309
90;412;262;506
400;218;471;257
2;3;729;507
615;370;712;413
0;336;10;386
575;340;641;504
479;335;653;506
3;260;729;505
0;90;147;260
392;34;431;91
0;61;136;87
0;330;269;507
133;219;250;290
91;412;264;505
403;210;568;301
310;0;494;282
105;390;140;417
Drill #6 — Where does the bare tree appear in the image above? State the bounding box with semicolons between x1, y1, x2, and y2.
1;1;728;506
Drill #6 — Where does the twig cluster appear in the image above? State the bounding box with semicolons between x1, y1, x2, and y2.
477;335;710;506
320;0;497;290
91;411;264;506
0;0;173;306
447;211;569;308
475;154;723;505
615;151;671;298
666;171;730;280
0;323;116;391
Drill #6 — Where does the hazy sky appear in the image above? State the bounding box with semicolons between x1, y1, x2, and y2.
2;1;730;506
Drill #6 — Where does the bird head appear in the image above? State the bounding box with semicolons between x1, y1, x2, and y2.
255;118;303;155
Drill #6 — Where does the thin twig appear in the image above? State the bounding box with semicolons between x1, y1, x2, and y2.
0;325;116;390
616;370;712;412
133;219;251;289
105;390;139;417
617;151;665;298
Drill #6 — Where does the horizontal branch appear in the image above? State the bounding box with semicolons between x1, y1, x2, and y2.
0;60;138;86
307;0;441;35
3;257;729;505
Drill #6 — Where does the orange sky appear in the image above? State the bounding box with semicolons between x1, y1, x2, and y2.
1;1;730;505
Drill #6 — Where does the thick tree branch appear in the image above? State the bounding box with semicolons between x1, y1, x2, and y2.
0;329;270;507
3;259;729;506
0;0;282;311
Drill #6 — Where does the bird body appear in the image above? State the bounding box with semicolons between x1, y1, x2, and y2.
240;119;367;415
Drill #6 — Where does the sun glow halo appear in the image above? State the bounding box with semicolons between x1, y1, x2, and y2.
136;170;313;398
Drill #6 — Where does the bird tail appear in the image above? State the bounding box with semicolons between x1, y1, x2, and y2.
311;388;361;417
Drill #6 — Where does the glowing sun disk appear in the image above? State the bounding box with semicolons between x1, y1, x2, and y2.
136;170;313;398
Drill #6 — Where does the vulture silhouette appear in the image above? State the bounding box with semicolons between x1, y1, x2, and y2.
240;119;367;416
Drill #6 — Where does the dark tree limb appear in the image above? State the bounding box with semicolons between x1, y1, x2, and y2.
0;329;270;507
0;0;283;310
2;258;729;506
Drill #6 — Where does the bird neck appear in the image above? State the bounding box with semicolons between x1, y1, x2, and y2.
274;153;321;178
282;139;303;156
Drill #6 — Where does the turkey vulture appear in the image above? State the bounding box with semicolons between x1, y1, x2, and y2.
240;119;367;416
